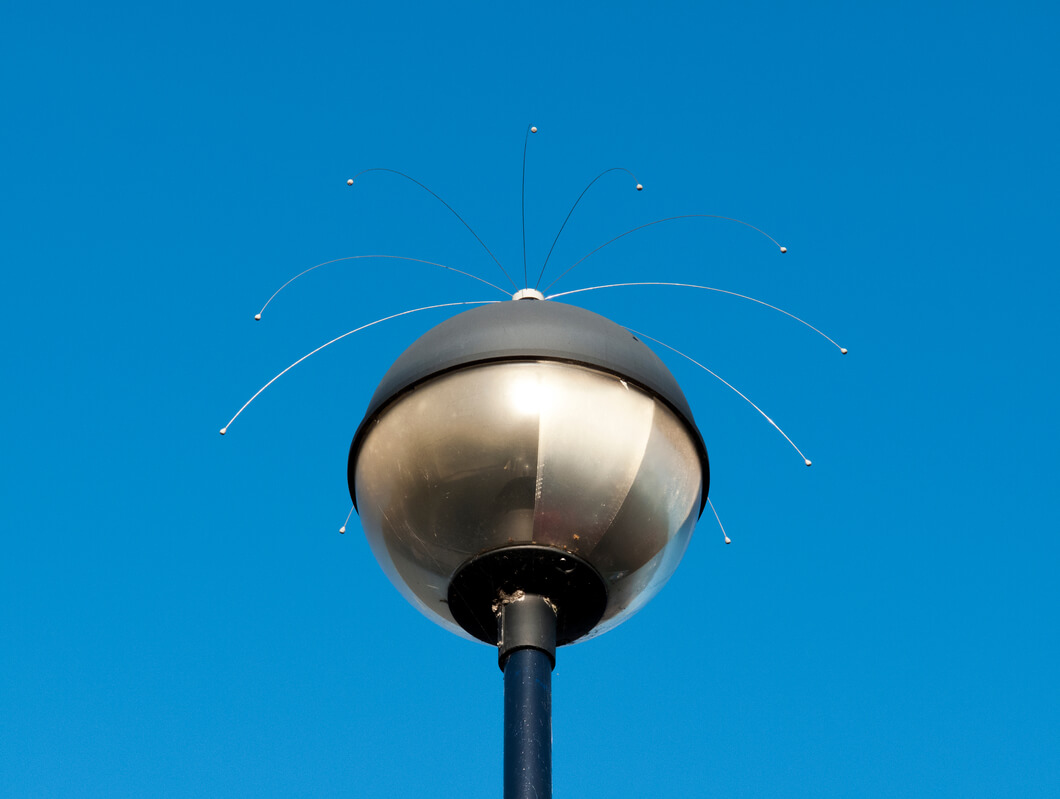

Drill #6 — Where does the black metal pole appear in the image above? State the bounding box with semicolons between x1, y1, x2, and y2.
499;595;557;799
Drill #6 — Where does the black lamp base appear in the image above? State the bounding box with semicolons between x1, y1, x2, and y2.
447;544;608;648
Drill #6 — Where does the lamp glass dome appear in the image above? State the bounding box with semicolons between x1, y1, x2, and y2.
353;359;703;642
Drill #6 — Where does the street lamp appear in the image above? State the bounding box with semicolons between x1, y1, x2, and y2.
348;292;709;798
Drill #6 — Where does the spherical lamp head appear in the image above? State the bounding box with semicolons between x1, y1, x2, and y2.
348;300;709;646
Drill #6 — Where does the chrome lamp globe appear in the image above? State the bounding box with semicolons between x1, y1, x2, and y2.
347;295;708;799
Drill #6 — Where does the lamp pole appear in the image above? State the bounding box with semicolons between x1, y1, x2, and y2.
499;595;556;799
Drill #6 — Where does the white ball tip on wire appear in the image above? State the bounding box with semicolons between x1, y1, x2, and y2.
219;427;227;436
636;183;643;191
530;126;537;133
724;535;732;545
254;313;261;321
780;246;788;253
346;179;354;186
340;505;355;536
841;347;848;355
805;459;812;467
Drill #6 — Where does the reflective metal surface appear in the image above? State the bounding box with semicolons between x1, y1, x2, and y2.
354;360;703;642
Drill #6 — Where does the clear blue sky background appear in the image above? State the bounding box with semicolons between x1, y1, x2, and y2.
2;2;1057;797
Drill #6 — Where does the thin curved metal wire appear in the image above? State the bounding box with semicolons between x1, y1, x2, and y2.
542;214;784;293
521;124;533;287
547;282;846;352
256;254;509;318
350;168;516;289
534;167;640;290
626;327;812;465
220;300;500;435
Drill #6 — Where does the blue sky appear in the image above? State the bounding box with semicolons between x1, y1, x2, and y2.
2;1;1058;796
